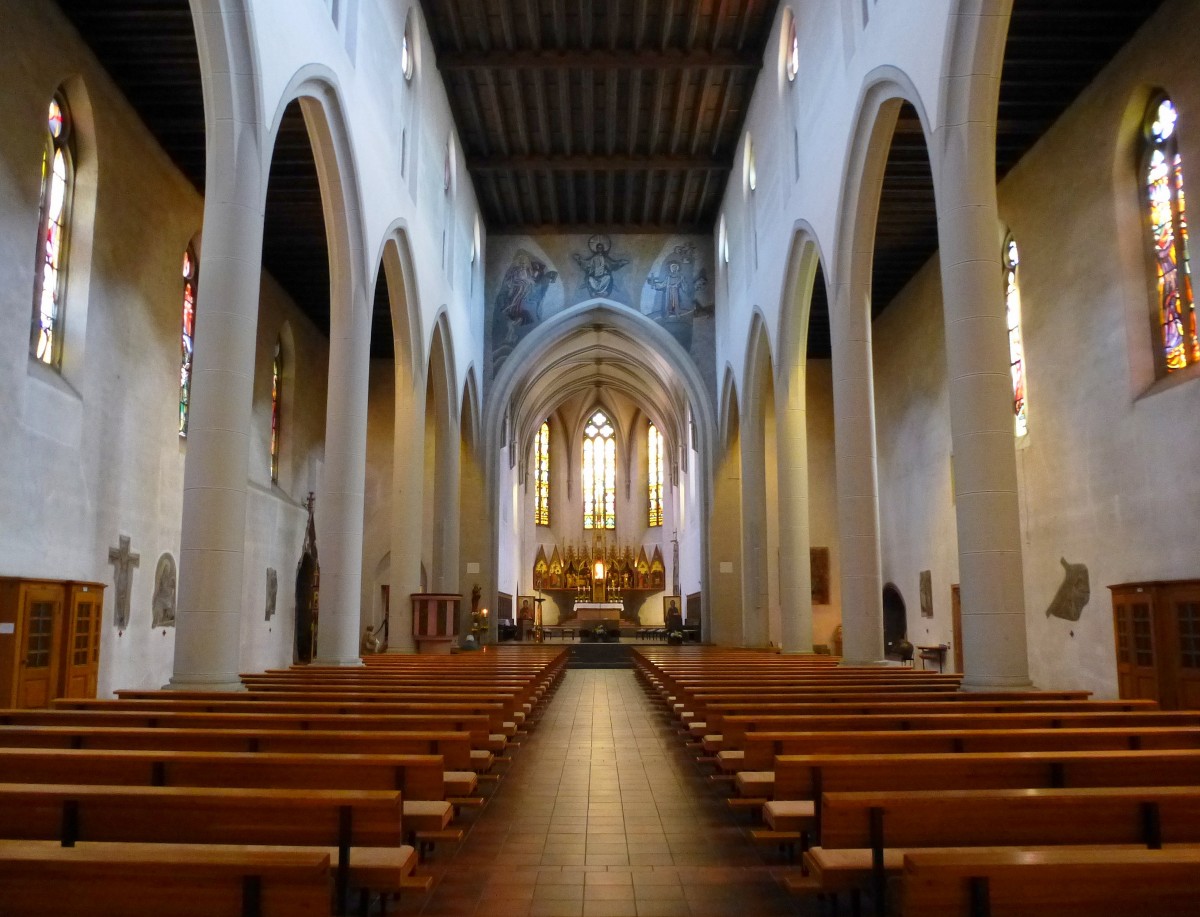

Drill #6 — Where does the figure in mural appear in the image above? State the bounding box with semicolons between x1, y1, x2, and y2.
1046;557;1091;621
646;242;702;318
151;553;176;628
495;250;558;345
573;234;630;299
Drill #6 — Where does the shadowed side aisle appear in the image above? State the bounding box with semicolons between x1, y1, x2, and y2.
397;669;805;917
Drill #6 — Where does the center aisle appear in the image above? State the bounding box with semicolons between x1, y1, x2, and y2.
398;669;805;917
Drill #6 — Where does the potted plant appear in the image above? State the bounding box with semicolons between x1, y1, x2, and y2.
666;628;685;645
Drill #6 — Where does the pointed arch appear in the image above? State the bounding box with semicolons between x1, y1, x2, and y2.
371;222;425;388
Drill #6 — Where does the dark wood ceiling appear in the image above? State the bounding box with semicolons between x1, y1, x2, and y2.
55;0;1168;363
420;0;778;233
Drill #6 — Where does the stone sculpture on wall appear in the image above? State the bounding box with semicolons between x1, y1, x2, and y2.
265;567;278;621
1046;557;1091;621
151;553;176;628
107;535;140;631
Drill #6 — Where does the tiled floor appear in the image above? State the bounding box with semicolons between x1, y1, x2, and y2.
396;669;809;917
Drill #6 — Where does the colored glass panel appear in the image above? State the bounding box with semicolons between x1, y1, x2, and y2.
583;410;616;530
271;339;281;483
1145;97;1198;372
648;422;664;527
179;247;197;438
33;96;72;367
786;13;799;81
1003;235;1028;437
535;421;550;526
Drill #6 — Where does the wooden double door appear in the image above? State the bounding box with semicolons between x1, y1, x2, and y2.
0;578;105;708
1111;579;1200;710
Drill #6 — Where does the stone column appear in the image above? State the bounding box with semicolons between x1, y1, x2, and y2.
432;413;462;596
937;117;1032;688
457;432;490;640
388;378;426;653
170;123;263;691
313;277;372;666
708;437;744;646
776;368;814;653
739;427;769;647
830;279;885;665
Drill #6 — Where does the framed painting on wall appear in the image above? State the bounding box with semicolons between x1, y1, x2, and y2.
810;547;830;605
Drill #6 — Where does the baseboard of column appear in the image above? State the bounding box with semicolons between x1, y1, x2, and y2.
162;674;247;692
312;655;366;667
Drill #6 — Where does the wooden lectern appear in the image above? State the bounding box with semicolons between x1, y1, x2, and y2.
411;593;461;654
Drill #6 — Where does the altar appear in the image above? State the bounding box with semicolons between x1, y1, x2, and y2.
572;602;623;624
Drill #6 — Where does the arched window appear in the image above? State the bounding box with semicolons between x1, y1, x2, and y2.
179;245;198;437
648;422;664;527
1144;94;1198;372
783;9;799;82
1003;234;1027;437
582;410;615;530
32;94;74;367
534;420;550;526
270;338;282;483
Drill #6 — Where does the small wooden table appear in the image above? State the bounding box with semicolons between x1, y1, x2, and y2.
917;644;948;673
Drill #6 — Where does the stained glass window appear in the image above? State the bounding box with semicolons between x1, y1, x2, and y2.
32;95;73;367
648;422;664;527
1003;234;1027;437
535;421;550;526
1144;95;1198;372
582;410;616;530
785;11;799;82
179;246;198;438
270;338;282;483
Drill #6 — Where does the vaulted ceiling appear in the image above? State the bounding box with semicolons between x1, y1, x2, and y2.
55;0;1169;361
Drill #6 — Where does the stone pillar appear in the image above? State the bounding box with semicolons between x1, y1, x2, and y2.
457;431;489;640
313;278;371;667
432;413;462;595
739;426;769;647
708;435;744;647
776;369;814;653
388;379;426;653
830;280;885;665
170;125;263;691
937;118;1032;688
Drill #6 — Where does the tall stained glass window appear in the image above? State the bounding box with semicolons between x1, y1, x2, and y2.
648;422;664;527
32;94;74;367
582;410;616;530
179;246;198;437
270;338;282;483
1144;95;1198;372
535;421;550;526
1003;234;1028;437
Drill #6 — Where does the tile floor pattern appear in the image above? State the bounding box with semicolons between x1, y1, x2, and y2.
395;669;812;917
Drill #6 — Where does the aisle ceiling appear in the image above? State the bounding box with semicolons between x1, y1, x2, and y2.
56;0;1168;360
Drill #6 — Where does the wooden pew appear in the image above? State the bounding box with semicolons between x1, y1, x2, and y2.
0;783;418;913
52;697;516;744
0;707;499;753
0;842;333;917
900;847;1200;917
807;785;1200;911
734;724;1200;775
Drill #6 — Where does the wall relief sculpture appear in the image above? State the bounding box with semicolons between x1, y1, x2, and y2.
1046;557;1090;621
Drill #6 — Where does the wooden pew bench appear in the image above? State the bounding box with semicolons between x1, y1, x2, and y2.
900;847;1200;917
52;698;516;748
1;707;502;756
731;725;1200;793
0;783;422;913
803;785;1200;912
0;747;472;837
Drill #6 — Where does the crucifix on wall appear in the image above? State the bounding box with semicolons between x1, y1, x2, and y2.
108;534;140;631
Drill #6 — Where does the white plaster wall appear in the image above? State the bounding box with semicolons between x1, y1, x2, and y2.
871;257;959;654
0;3;331;693
861;0;1200;695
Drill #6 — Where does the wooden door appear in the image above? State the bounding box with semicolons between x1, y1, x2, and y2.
59;584;103;699
950;584;963;674
1113;592;1160;703
1164;584;1200;710
16;583;64;709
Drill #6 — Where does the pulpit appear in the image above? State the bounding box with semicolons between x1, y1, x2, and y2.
411;593;461;654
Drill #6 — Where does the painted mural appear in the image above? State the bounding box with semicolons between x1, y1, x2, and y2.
486;233;716;395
